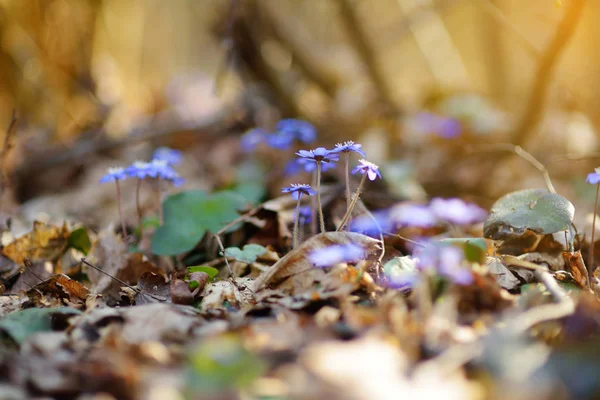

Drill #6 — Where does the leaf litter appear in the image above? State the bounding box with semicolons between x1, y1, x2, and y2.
1;127;600;400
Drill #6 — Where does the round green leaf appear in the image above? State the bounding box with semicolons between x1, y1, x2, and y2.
224;244;267;264
484;189;574;240
151;190;247;256
0;307;81;344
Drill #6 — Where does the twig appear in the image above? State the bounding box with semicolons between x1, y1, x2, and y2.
511;0;586;148
468;143;556;193
337;0;400;115
81;258;140;293
23;259;45;283
215;204;262;236
479;0;540;59
213;234;235;278
0;110;18;210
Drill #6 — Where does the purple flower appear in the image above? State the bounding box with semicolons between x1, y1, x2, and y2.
385;270;420;290
241;129;266;153
125;160;184;186
414;243;472;285
152;147;183;166
411;112;462;138
348;210;392;237
429;198;487;225
282;183;317;200
351;159;382;181
99;167;127;183
296;147;339;164
298;158;338;173
334;141;366;157
294;205;312;225
266;132;295;150
389;203;438;228
587;169;600;184
277;119;317;143
309;243;366;268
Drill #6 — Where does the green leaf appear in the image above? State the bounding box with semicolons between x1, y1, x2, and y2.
187;265;219;279
151;190;247;256
383;256;417;278
0;307;81;344
441;238;487;263
188;280;200;290
67;227;92;255
483;189;574;240
224;244;267;264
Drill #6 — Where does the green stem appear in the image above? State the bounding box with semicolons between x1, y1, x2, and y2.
345;153;351;209
115;180;127;240
293;196;301;248
337;173;367;231
136;178;143;242
589;183;599;287
316;161;325;233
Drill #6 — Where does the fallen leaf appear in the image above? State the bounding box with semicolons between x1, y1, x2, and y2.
0;307;81;344
171;279;194;305
25;274;89;309
201;277;254;313
253;232;381;293
563;250;588;288
486;257;520;291
1;221;70;265
135;271;170;305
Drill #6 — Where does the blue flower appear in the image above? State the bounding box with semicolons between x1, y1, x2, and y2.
240;129;266;153
152;147;183;166
309;243;366;268
266;132;295;150
389;203;438;228
411;112;462;138
125;160;184;186
351;159;382;181
348;210;392;237
414;243;472;285
333;141;366;157
297;158;338;173
294;205;312;225
282;183;317;200
99;167;127;183
277;119;317;143
587;169;600;184
429;197;487;225
296;147;339;164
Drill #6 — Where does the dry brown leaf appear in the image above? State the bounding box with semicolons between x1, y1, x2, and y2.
201;277;254;313
1;221;70;265
562;250;588;288
25;274;89;309
253;232;381;293
135;272;170;305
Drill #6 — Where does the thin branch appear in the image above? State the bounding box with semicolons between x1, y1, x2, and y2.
468;143;556;193
479;0;540;59
81;258;140;294
337;0;400;115
512;0;586;148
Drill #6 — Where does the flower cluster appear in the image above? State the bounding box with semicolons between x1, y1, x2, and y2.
100;148;184;187
309;243;366;268
240;119;317;153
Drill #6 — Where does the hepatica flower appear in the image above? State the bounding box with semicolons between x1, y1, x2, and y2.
429;197;487;225
352;159;382;181
587;168;600;184
348;210;392;237
266;132;295;150
334;141;366;157
240;129;266;153
99;167;127;183
294;205;312;225
411;112;462;138
309;243;366;268
390;203;438;228
277;118;317;143
281;183;317;200
414;243;472;285
152;147;183;166
296;147;340;164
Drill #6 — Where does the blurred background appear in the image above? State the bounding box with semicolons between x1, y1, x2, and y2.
0;0;598;222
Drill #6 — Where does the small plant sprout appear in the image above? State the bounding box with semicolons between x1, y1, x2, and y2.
338;159;382;231
296;147;339;233
282;184;317;248
309;243;365;268
152;147;183;166
586;167;600;284
99;167;128;239
334;141;366;207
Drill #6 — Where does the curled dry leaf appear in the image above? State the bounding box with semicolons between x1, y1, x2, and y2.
25;274;89;309
253;232;381;293
562;250;588;288
171;279;194;305
1;221;70;265
486;257;520;291
135;272;169;305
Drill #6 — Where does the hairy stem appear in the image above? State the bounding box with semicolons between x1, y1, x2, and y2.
136;178;143;242
115;180;128;240
293;196;301;248
589;183;599;286
311;170;317;236
337;173;367;231
345;153;351;209
316;161;325;233
156;177;163;224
